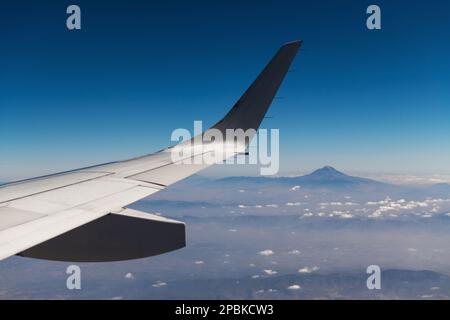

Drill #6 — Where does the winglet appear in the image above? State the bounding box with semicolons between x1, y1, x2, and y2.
211;40;302;135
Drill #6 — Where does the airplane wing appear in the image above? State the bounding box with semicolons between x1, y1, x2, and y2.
0;41;301;262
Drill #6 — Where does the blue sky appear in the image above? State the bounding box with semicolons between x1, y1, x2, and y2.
1;0;450;181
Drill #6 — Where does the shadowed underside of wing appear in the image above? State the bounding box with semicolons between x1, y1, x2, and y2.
0;41;301;262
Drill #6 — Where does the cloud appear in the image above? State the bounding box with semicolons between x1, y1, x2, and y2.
238;204;247;208
367;198;450;218
407;248;417;252
288;250;301;255
265;204;278;208
194;260;205;265
251;275;260;279
371;174;450;185
228;229;238;232
298;266;319;273
152;281;167;288
286;202;302;206
125;272;134;280
336;212;354;219
290;185;301;191
263;269;278;275
258;250;274;256
239;189;245;193
287;284;302;290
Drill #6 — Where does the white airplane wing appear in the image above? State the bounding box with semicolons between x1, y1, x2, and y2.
0;41;301;262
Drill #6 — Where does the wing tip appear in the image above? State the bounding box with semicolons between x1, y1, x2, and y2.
282;39;303;48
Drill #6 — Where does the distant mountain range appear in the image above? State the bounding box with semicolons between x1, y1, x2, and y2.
285;166;384;186
219;166;380;183
189;166;450;198
216;166;389;191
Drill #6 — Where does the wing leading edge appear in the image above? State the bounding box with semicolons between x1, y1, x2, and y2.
0;41;301;262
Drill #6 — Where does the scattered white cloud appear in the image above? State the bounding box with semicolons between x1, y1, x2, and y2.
286;202;302;206
263;269;278;275
125;272;134;280
371;174;450;185
287;284;302;290
407;248;417;252
288;250;301;255
265;204;278;208
258;250;274;256
290;185;301;191
251;275;260;279
152;281;167;288
367;198;450;219
194;260;205;265
228;229;238;232
239;189;245;193
298;266;320;273
330;210;355;218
